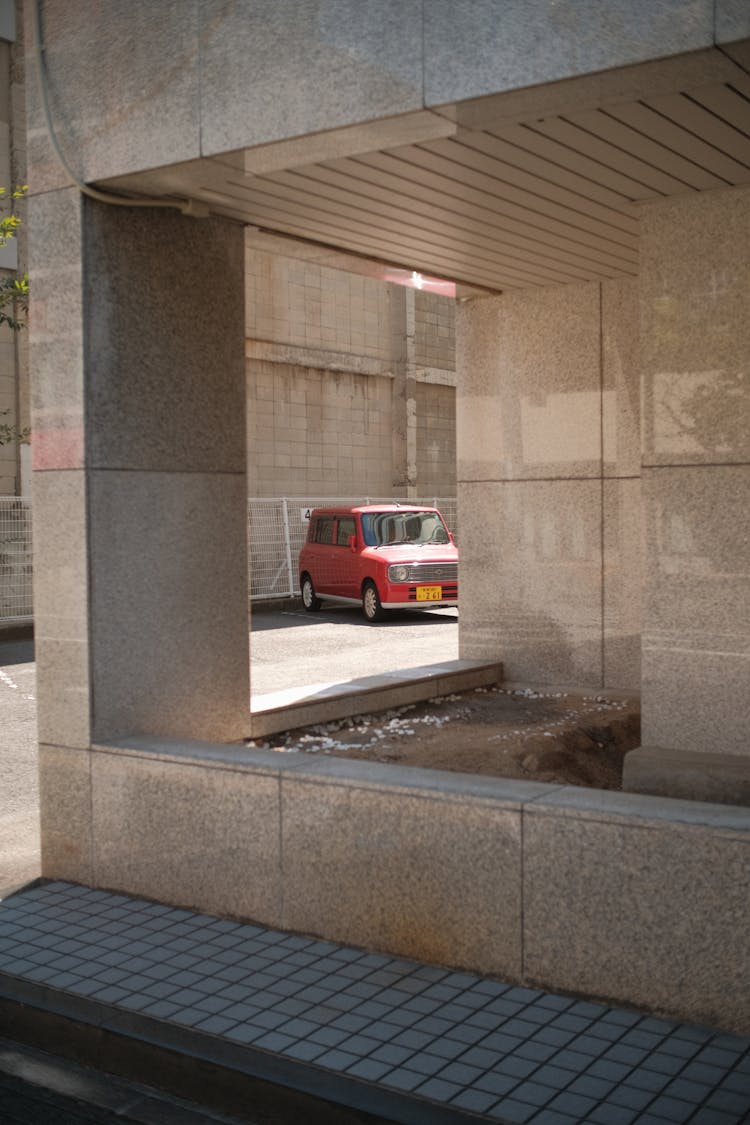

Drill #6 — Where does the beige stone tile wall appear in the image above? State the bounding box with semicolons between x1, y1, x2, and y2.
247;360;394;497
246;241;457;498
415;289;455;371
415;381;457;498
246;248;396;360
456;278;641;690
639;186;750;757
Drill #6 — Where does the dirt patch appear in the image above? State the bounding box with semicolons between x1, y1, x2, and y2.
247;686;641;789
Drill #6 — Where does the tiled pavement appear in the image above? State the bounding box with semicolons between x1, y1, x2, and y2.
0;882;748;1125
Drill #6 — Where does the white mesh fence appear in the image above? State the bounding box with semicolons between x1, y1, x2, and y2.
0;497;33;623
0;496;457;620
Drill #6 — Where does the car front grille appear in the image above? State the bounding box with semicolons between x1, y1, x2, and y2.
403;562;458;583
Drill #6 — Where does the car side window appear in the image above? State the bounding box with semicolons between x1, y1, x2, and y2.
336;517;356;546
314;517;335;545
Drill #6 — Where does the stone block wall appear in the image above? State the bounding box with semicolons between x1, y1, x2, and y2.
43;737;750;1036
245;236;457;498
415;381;457;497
247;360;394;497
415;290;454;372
456;278;641;691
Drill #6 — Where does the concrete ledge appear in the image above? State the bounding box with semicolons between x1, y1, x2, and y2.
46;737;750;1034
249;660;503;738
624;745;750;807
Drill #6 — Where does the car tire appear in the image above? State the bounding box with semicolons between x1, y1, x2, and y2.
301;574;322;612
362;580;385;622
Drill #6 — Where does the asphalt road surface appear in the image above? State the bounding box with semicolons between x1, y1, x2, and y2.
0;607;458;896
250;603;458;699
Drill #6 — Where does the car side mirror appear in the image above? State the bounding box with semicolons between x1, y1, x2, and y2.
348;534;357;552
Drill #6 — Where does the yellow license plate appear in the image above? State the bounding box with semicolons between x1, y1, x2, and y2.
416;585;442;601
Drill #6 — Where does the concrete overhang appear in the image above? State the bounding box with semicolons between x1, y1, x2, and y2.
100;45;750;293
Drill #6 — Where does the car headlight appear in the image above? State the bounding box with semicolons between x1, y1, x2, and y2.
388;565;409;582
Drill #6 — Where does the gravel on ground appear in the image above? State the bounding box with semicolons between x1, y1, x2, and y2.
247;685;641;789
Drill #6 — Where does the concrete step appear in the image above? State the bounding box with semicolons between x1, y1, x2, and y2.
249;659;503;739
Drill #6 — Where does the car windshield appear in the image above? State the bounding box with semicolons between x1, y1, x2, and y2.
360;510;450;547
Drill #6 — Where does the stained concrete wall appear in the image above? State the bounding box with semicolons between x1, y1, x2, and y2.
39;737;750;1036
245;238;456;498
456;277;641;691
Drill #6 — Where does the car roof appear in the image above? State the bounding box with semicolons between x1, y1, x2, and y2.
308;504;439;516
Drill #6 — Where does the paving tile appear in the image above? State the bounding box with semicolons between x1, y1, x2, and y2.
195;1014;240;1035
585;1105;639;1125
457;1045;503;1070
605;1083;656;1110
252;1031;299;1052
489;1096;536;1122
402;1053;446;1077
640;1049;691;1076
413;1076;463;1101
314;1048;360;1071
651;1034;701;1060
689;1109;743;1125
508;1080;555;1107
566;1032;613;1058
275;1017;320;1040
550;1047;598;1073
435;1059;484;1086
546;1089;598;1117
345;1058;393;1082
223;1024;267;1044
529;1063;577;1089
339;1034;383;1058
142;999;181;1018
705;1087;750;1115
622;1066;673;1093
420;1038;467;1062
494;1055;540;1080
720;1067;750;1094
443;1022;490;1045
381;1068;425;1092
514;1040;561;1064
308;1026;350;1048
450;1087;500;1114
679;1060;731;1086
250;1009;288;1031
662;1075;713;1102
526;1109;579;1125
565;1071;617;1099
283;1040;328;1062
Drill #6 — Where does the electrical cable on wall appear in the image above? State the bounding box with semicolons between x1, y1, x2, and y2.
31;0;209;218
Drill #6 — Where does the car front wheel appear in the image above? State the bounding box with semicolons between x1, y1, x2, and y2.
301;574;322;612
362;580;385;622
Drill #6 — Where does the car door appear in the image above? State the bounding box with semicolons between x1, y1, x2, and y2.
332;514;359;599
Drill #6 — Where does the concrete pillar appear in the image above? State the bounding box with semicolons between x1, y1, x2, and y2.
455;277;641;690
31;191;249;764
624;186;750;804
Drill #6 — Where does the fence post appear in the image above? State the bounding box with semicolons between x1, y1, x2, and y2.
281;499;295;596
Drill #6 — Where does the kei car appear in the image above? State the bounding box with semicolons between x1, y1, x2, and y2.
299;504;458;622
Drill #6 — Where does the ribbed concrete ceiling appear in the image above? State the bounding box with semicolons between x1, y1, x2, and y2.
108;74;750;293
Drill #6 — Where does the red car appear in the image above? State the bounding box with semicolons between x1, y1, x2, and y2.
299;504;458;622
